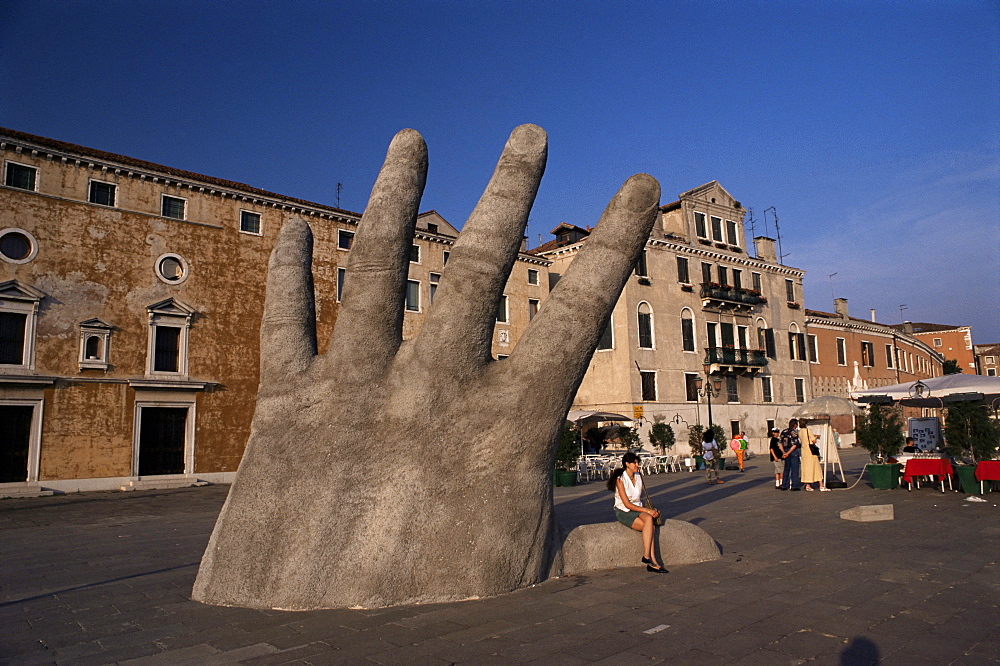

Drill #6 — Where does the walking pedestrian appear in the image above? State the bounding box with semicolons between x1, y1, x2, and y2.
779;418;802;491
703;429;723;485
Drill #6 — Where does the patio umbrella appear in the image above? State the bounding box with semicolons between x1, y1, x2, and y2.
793;395;854;487
852;374;1000;408
566;411;632;456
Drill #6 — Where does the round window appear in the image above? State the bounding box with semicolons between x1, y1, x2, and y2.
0;228;38;264
155;253;189;284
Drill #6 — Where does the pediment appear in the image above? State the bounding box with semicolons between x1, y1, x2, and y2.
80;318;114;330
679;181;741;209
0;279;45;302
146;298;196;317
416;210;460;237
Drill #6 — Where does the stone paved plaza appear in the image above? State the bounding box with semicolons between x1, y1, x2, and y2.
2;447;998;665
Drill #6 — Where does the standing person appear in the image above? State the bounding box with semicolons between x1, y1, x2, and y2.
608;452;667;573
703;429;723;485
769;428;784;489
730;431;748;472
779;418;802;491
798;420;828;491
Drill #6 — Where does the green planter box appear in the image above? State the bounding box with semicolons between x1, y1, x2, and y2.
955;465;989;495
868;463;901;489
693;455;705;470
556;470;577;487
553;470;562;486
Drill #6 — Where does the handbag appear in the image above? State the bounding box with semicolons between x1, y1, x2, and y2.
641;484;664;526
809;443;820;457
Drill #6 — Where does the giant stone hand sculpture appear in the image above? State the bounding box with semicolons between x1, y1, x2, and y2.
193;125;660;610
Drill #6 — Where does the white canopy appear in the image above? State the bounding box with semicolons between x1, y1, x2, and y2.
852;374;1000;408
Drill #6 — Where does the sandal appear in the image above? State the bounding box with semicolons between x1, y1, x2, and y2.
804;486;814;491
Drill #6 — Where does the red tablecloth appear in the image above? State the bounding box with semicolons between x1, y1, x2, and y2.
902;458;954;484
975;460;1000;482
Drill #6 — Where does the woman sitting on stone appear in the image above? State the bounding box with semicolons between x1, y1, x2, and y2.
608;451;667;573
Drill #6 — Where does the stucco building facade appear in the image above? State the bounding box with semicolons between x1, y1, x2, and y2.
889;322;975;374
0;128;548;493
973;343;1000;376
533;182;810;454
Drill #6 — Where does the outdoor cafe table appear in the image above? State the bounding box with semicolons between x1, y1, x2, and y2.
975;460;1000;493
902;458;954;492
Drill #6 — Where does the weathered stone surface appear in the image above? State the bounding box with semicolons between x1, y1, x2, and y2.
554;520;720;576
840;504;894;522
192;126;661;610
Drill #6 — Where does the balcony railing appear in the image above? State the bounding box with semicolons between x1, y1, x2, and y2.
703;347;769;369
699;283;767;307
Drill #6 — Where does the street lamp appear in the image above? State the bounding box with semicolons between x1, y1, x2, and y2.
694;373;724;429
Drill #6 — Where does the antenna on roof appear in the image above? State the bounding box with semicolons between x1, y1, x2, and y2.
764;206;785;265
746;206;756;245
336;183;342;208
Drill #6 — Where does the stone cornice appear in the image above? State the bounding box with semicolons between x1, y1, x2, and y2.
805;316;944;360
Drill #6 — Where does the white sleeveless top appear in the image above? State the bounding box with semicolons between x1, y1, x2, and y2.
614;472;644;512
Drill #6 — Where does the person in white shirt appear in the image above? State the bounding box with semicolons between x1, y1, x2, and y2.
607;451;667;573
703;429;723;485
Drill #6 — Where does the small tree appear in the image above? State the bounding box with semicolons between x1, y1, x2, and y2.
942;358;962;375
583;427;606;454
944;400;1000;463
617;425;641;452
856;404;905;461
555;423;580;471
688;424;725;456
648;422;675;453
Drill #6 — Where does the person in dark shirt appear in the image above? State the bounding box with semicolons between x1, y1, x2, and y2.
769;428;784;489
902;437;919;454
779;419;802;491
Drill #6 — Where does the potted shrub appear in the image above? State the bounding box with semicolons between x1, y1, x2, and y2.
554;422;580;486
856;404;905;489
688;424;725;470
945;400;1000;494
617;425;640;452
648;421;674;454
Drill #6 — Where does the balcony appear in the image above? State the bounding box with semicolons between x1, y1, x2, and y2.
703;346;768;375
699;283;767;312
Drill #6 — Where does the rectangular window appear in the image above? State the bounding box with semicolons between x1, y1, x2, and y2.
837;338;847;365
717;266;728;286
726;220;738;245
4;162;36;190
808;334;818;363
706;322;718;349
685;373;700;402
89;180;116;207
676;256;689;284
785;279;795;303
681;318;695;352
761;376;773;403
443;250;450;265
885;344;895;368
527;268;539;286
410;244;421;263
788;332;797;359
528;298;539;321
638;312;653;349
694;212;707;238
752;272;762;292
429;272;440;304
336;268;346;302
0;312;27;364
766;419;776;433
737;325;748;349
933;338;942;347
861;341;874;367
405;280;420;312
794;378;805;403
240;210;261;235
597;317;613;350
641;371;657;401
153;326;181;373
988;369;997;376
701;262;713;284
338;229;354;250
763;328;776;359
635;250;648;277
496;294;508;323
711;216;723;241
721;323;735;348
726;376;739;403
732;269;742;290
987;356;996;364
161;195;186;219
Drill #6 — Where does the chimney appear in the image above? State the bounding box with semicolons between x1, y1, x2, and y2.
870;308;876;322
903;321;914;334
754;236;776;262
835;298;849;320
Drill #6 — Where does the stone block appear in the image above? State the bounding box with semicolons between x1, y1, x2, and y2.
840;504;894;522
553;519;720;576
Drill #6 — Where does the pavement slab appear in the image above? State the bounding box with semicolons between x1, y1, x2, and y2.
3;447;998;664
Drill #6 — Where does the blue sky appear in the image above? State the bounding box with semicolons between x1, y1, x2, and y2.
2;0;998;342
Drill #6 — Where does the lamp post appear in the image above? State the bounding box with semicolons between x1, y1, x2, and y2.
694;373;723;430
